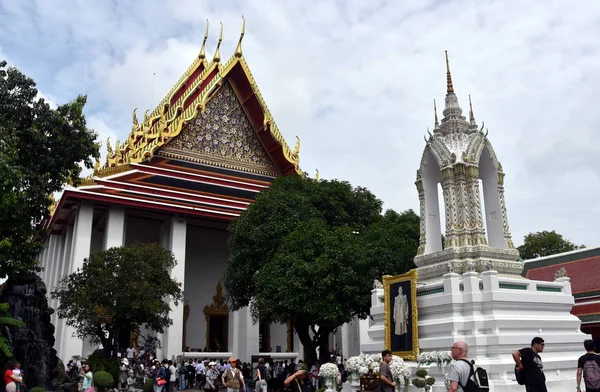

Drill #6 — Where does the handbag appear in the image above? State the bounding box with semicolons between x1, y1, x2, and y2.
86;387;95;392
157;378;167;386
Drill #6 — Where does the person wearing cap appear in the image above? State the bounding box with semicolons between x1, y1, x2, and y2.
204;362;220;392
222;358;245;392
284;364;314;392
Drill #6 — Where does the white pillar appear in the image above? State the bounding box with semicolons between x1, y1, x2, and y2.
103;206;126;249
61;201;94;361
53;224;73;355
40;237;51;283
245;307;259;357
164;217;187;358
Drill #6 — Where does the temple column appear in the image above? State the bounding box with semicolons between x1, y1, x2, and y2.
40;236;52;284
53;223;73;356
245;306;259;356
103;206;126;250
164;217;187;358
61;201;94;361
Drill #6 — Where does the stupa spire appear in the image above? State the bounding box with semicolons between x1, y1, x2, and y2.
199;20;209;59
468;94;476;125
434;99;440;130
445;50;454;94
213;22;223;63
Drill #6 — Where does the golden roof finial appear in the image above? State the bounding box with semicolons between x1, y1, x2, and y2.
199;20;209;59
434;99;439;129
234;16;245;58
468;94;475;124
445;50;454;94
314;169;320;182
213;22;223;63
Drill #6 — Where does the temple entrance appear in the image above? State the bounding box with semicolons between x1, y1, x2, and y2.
259;320;271;352
204;281;229;352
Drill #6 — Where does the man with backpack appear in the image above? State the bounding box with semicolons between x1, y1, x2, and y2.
447;341;489;392
512;337;547;392
577;339;600;392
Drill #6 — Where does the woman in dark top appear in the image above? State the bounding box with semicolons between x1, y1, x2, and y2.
255;358;267;392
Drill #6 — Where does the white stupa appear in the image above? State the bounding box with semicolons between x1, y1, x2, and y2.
359;52;589;392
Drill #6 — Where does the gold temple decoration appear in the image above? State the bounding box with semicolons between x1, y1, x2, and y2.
445;50;454;94
314;169;320;182
234;16;245;58
468;94;476;124
203;281;229;352
213;22;223;63
95;22;301;177
199;20;209;60
433;99;439;129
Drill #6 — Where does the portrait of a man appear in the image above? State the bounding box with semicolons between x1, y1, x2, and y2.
383;270;419;360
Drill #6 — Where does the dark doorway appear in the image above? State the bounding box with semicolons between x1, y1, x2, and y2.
208;315;228;352
259;320;270;352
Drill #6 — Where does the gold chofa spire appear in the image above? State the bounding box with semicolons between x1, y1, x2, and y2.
213;22;223;63
234;16;245;58
468;94;476;124
445;50;454;94
199;20;209;59
434;99;439;128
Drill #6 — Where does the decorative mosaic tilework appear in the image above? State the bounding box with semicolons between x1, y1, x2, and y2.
167;82;277;170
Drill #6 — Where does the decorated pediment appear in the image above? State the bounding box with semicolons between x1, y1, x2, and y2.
159;81;280;176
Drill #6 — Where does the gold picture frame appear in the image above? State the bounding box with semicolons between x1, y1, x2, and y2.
383;269;419;361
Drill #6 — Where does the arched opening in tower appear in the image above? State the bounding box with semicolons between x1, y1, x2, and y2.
478;145;506;248
421;149;443;253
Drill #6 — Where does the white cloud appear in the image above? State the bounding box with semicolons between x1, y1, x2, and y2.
1;0;600;248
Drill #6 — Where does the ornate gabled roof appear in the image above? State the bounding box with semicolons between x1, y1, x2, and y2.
95;19;300;177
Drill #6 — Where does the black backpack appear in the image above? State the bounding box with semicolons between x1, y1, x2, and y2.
458;359;490;392
514;365;526;385
164;365;172;382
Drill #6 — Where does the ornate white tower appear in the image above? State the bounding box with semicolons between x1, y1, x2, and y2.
414;52;521;282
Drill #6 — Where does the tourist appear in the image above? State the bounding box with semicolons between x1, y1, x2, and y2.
309;361;319;389
447;341;472;392
577;339;600;392
168;360;177;392
379;350;396;392
3;360;25;392
204;362;220;392
195;360;205;388
255;358;268;392
152;360;167;392
222;358;245;392
126;345;135;363
178;362;187;390
512;337;547;392
185;360;195;389
80;364;94;392
242;362;251;392
283;364;313;392
11;362;22;392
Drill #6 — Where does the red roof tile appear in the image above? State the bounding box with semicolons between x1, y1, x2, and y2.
572;303;600;317
526;256;600;295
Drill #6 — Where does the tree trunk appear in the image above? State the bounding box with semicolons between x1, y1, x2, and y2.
295;321;318;367
317;328;332;364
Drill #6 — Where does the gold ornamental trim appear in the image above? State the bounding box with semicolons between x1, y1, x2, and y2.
383;269;419;361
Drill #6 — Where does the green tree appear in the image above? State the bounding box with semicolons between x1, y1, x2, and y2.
517;230;584;260
51;243;183;358
223;175;420;365
0;60;99;278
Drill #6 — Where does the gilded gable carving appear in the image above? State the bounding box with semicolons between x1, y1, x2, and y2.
163;82;279;175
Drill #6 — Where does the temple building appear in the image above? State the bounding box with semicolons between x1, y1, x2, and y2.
523;246;600;343
37;20;304;362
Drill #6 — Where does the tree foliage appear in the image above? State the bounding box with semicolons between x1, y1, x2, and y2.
517;230;584;260
51;243;183;358
223;174;420;364
0;60;99;278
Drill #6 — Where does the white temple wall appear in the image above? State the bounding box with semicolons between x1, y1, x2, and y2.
183;224;229;351
270;322;288;352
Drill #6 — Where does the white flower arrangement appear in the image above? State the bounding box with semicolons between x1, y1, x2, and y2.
389;356;411;385
345;353;382;375
319;363;340;378
416;351;453;368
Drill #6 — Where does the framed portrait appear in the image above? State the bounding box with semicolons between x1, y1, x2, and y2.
383;269;419;361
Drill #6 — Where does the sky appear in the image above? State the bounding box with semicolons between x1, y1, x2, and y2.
1;0;599;248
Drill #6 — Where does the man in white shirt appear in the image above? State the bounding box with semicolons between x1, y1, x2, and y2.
126;346;135;362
